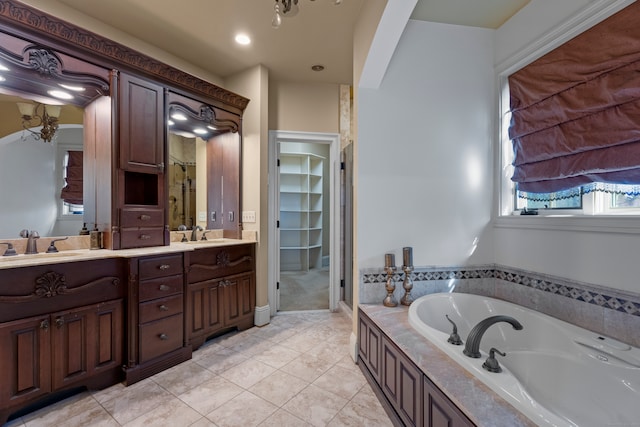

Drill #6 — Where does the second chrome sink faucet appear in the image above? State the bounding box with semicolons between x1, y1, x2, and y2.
19;229;40;254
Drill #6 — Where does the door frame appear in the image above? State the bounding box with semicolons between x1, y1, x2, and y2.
268;130;341;315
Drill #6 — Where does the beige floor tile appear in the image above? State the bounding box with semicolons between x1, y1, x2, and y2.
313;365;367;400
306;340;351;364
279;330;322;352
249;370;309;406
335;355;360;372
23;392;117;427
92;381;127;404
122;397;202;427
152;360;215;396
101;380;175;425
189;417;218;427
252;344;301;369
282;384;348;427
220;359;276;389
206;391;277;427
194;347;249;374
258;409;312;426
249;324;298;342
280;352;335;383
178;375;244;416
224;335;273;357
191;340;226;362
328;387;394;427
3;417;25;427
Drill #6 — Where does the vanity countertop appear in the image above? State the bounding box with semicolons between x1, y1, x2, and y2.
359;304;535;427
0;238;256;270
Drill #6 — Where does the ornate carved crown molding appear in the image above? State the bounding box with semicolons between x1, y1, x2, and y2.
0;0;249;113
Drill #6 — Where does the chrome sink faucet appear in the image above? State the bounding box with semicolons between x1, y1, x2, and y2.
190;225;203;241
463;315;523;358
19;229;40;254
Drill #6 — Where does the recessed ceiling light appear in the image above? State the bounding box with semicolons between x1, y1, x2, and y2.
167;119;175;126
59;83;86;92
207;125;217;130
171;112;188;121
235;33;251;45
47;90;73;100
311;64;325;72
0;76;5;82
193;128;208;135
0;63;8;71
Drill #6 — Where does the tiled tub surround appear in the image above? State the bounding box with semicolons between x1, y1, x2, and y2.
361;265;640;348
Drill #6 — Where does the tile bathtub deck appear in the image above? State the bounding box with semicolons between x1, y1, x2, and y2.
4;311;393;427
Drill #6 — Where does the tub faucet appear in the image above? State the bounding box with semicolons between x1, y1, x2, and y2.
190;225;203;241
463;315;523;358
19;229;40;254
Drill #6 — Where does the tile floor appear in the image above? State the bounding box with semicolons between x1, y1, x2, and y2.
4;311;393;427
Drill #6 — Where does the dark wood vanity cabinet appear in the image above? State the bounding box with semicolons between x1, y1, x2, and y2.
186;244;255;350
114;72;168;250
125;253;191;385
0;260;125;424
358;310;474;427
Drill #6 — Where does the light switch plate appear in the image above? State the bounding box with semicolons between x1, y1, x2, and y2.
198;211;206;222
242;211;256;223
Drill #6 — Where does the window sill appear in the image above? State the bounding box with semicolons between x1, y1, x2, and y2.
494;214;640;234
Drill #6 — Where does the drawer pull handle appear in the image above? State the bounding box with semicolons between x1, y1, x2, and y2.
139;214;151;221
140;234;151;240
55;317;65;328
159;304;169;311
40;319;49;330
159;333;168;340
159;284;170;291
159;264;170;270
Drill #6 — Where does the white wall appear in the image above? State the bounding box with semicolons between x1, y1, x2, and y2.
357;20;495;270
493;0;640;295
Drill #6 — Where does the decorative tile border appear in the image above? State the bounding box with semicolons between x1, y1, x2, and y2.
361;265;640;317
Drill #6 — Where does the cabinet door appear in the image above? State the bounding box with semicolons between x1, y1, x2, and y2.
423;376;473;427
207;132;241;238
0;315;51;408
119;72;165;173
382;336;423;427
186;280;223;341
358;313;382;383
51;300;123;390
222;273;254;326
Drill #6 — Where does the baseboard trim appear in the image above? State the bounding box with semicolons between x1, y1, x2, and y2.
254;304;270;326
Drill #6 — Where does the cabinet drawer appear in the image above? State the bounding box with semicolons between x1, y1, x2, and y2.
139;314;183;363
139;274;183;302
120;207;164;227
139;294;183;324
121;227;165;248
139;254;183;280
188;244;254;284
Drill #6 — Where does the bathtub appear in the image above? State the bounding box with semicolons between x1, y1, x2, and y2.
408;293;640;427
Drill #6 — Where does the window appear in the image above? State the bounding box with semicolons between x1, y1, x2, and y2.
57;145;83;218
499;2;640;217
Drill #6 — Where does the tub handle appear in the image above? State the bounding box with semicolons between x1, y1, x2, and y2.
445;315;463;345
482;347;506;373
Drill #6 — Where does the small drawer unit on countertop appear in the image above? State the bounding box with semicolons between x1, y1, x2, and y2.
125;252;191;385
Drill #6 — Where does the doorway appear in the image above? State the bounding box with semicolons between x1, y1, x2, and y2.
268;131;340;315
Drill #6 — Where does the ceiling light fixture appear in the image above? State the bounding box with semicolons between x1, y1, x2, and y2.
235;34;251;45
16;102;61;143
59;83;86;92
47;89;73;100
272;0;342;29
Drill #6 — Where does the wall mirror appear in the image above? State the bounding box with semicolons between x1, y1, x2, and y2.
0;30;110;240
167;91;241;234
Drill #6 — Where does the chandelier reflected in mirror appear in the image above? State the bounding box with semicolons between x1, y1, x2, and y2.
272;0;342;29
16;102;61;143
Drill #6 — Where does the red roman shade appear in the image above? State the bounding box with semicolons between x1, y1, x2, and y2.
508;2;640;194
60;150;83;205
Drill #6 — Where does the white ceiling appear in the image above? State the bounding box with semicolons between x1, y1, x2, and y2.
54;0;530;85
